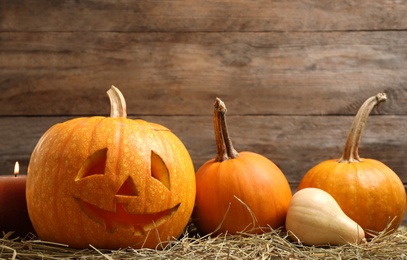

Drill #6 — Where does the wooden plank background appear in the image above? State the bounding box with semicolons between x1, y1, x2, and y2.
1;1;407;222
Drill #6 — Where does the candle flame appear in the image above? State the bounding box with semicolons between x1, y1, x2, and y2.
14;161;19;176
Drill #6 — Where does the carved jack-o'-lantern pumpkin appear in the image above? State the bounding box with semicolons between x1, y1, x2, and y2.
26;86;196;249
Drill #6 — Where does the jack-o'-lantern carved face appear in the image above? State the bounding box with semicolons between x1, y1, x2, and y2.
26;87;196;249
74;149;180;235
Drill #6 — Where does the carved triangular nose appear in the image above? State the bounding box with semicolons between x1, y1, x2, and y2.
116;176;139;196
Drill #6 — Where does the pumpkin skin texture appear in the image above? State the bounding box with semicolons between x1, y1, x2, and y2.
26;86;196;249
298;93;406;236
298;159;406;236
195;152;292;235
193;98;292;235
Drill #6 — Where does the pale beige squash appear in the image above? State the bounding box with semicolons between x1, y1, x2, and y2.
286;188;365;246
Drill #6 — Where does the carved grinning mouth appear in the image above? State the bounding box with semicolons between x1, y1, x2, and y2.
76;199;180;236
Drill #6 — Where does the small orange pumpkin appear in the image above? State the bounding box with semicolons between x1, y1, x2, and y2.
193;98;292;235
26;86;196;249
298;93;406;236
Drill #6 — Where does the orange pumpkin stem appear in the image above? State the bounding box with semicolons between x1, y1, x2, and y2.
107;85;128;118
214;98;239;162
338;93;387;163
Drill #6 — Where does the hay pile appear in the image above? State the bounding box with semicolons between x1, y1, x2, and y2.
1;225;406;259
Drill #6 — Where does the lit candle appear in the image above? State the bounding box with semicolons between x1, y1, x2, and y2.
0;161;35;237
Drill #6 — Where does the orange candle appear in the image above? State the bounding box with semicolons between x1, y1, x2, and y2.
0;162;35;237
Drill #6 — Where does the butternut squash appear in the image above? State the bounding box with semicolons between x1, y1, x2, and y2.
286;188;365;246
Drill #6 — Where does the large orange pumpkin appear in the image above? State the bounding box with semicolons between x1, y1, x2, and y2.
193;98;292;235
298;93;406;236
26;86;196;249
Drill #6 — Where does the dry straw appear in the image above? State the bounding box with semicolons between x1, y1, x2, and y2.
1;223;406;260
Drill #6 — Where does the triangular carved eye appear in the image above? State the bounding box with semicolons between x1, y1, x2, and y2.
116;176;139;196
151;151;170;190
76;148;107;181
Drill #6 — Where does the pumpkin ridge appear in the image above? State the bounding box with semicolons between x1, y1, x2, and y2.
58;118;98;236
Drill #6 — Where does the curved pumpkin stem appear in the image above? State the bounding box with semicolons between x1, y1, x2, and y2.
107;85;127;118
338;93;387;163
214;98;238;162
214;98;227;162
